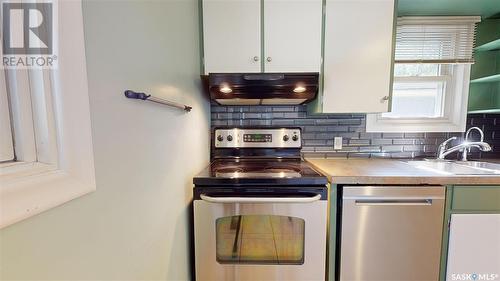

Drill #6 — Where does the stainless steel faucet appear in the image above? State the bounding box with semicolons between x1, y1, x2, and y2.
436;128;492;160
462;127;489;161
437;137;457;159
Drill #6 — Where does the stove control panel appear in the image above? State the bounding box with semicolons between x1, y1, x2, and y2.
215;128;301;148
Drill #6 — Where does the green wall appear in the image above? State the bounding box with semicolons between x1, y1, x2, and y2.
397;0;500;18
0;0;209;280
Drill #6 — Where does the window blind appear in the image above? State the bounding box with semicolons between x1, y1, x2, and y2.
395;16;481;64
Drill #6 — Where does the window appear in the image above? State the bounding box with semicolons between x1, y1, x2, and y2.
385;64;450;118
367;16;480;132
0;0;95;229
0;68;58;167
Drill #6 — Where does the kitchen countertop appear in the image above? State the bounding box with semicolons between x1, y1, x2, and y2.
305;158;500;185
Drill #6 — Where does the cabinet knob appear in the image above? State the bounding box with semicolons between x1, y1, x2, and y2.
381;96;390;102
253;56;260;62
266;57;272;62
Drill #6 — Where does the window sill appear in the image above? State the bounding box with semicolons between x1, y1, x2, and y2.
0;161;57;178
366;114;466;132
0;168;95;229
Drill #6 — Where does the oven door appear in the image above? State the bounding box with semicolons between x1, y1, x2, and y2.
194;188;328;281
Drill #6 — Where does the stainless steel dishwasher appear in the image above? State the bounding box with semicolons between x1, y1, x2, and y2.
340;185;445;281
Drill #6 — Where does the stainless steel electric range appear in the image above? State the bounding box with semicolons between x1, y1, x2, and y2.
193;128;328;281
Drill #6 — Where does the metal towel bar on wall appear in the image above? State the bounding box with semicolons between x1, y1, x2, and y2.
124;90;192;112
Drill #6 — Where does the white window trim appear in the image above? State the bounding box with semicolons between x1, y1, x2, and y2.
366;64;471;132
0;69;14;162
0;0;96;229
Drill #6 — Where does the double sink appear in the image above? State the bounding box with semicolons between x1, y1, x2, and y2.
406;160;500;175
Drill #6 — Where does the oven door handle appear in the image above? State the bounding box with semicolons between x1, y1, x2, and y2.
199;194;322;204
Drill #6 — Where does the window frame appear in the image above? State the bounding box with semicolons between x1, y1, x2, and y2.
367;16;478;133
0;69;14;162
367;63;471;132
379;63;454;120
0;0;96;229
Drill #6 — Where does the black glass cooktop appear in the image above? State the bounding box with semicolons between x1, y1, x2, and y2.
193;159;327;186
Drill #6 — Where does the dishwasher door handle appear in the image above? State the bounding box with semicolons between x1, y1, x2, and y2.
354;199;433;206
200;194;322;204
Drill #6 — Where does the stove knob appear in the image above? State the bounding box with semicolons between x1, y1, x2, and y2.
292;135;299;142
217;135;223;142
227;135;233;142
283;135;289;142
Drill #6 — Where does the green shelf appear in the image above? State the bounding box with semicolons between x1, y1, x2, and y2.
474;19;500;51
466;15;500;113
470;74;500;84
467;81;500;113
468;108;500;114
475;39;500;52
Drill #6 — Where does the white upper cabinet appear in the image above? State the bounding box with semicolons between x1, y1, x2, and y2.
202;0;262;73
264;0;322;72
202;0;322;74
321;0;395;113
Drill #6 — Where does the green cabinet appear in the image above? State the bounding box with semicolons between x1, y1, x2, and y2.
328;184;337;281
439;185;500;281
468;19;500;113
451;185;500;211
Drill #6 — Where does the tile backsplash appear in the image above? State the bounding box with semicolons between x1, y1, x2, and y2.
211;104;500;159
467;113;500;159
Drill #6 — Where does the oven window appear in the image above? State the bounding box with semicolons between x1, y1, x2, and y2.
216;215;305;265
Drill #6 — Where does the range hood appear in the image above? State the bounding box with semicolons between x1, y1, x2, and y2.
203;73;319;105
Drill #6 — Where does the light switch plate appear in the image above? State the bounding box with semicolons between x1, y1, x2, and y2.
334;137;342;150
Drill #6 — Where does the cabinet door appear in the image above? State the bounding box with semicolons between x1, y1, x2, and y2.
446;214;500;280
322;0;395;113
202;0;261;73
263;0;322;73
